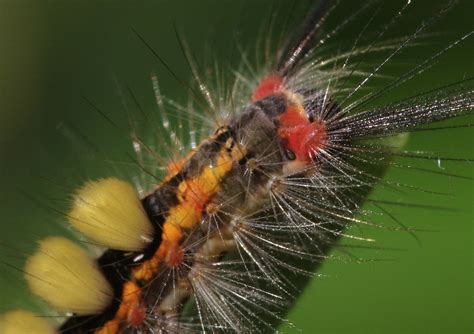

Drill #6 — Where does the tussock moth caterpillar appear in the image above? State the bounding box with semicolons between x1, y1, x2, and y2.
0;0;472;333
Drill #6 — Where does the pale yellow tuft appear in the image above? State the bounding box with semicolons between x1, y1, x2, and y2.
0;310;57;334
24;236;113;316
68;178;153;251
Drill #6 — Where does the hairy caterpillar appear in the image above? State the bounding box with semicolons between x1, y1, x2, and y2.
0;0;472;330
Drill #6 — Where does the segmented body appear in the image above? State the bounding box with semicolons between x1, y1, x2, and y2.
60;86;328;333
1;1;472;333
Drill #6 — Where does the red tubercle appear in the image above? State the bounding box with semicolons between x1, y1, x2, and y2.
127;303;147;327
278;108;327;162
279;106;308;127
251;75;284;102
167;246;184;268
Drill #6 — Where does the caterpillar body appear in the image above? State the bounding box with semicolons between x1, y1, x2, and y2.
0;0;472;333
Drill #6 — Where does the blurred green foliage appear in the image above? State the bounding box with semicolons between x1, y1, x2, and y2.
0;1;472;333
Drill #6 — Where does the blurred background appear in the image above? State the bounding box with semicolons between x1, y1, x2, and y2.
0;0;472;333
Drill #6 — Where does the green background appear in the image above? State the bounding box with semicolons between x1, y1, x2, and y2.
0;0;472;333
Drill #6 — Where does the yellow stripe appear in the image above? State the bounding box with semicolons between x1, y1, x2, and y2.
96;140;247;333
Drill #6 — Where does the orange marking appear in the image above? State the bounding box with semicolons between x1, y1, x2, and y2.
205;202;219;215
167;246;184;268
96;282;142;333
166;154;192;177
127;303;146;327
95;142;246;333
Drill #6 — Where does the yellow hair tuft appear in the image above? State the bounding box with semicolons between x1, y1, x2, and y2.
68;178;153;251
0;310;56;334
24;236;113;316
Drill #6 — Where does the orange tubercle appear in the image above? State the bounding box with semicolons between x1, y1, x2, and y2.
167;246;184;268
127;303;147;327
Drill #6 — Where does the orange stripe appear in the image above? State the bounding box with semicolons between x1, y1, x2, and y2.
94;141;246;333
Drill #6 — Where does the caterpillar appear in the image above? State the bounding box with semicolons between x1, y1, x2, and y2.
0;0;472;333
